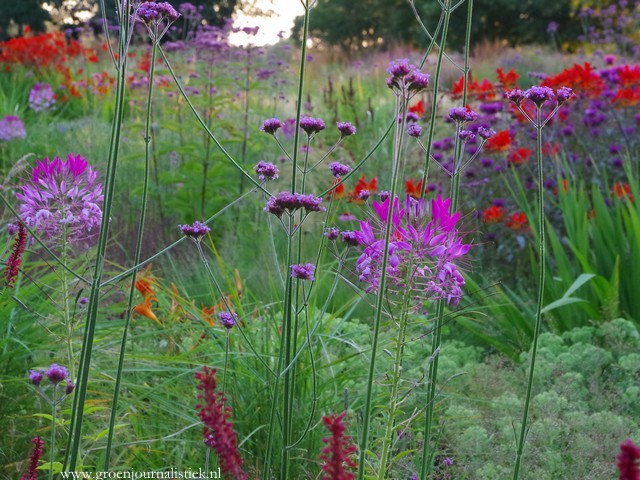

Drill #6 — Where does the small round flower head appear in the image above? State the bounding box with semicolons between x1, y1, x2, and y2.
29;370;44;386
405;112;420;123
448;107;479;124
329;162;351;178
477;126;496;140
341;231;359;246
28;83;56;112
458;129;476;143
264;192;326;217
324;227;339;241
406;124;422;138
291;263;315;281
7;222;18;235
386;58;414;79
218;311;238;329
337;121;356;137
137;1;180;23
358;189;371;201
65;380;75;395
154;2;180;21
525;86;555;106
46;364;69;385
555;86;574;105
78;296;89;306
300;116;326;135
505;88;526;104
406;71;430;92
254;161;279;180
260;118;282;135
179;221;210;240
378;191;390;202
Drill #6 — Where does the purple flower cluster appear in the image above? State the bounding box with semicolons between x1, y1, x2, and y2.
254;161;279;180
136;1;180;23
337;121;356;137
352;195;470;304
29;363;75;394
448;106;480;124
329;162;351;178
16;154;103;244
218;311;237;329
0;115;26;141
264;191;325;217
178;221;210;240
300;116;326;135
386;59;430;96
406;124;422;138
506;86;574;108
291;263;315;281
28;83;56;112
260;118;282;135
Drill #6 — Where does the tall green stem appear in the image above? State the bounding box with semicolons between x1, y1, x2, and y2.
103;35;157;470
512;107;545;480
49;388;57;480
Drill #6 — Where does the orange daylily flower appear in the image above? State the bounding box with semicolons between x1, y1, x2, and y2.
133;297;159;323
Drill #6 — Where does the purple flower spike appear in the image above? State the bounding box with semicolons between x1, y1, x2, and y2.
218;311;238;329
329;162;351;178
300;116;326;135
406;124;422;138
46;364;69;385
337;122;357;137
260;118;282;135
525;86;555;106
291;263;315;281
179;221;210;239
29;370;44;386
254;161;279;180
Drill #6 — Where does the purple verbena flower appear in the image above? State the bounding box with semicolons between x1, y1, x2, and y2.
218;311;238;329
341;231;359;246
254;161;279;180
329;162;351;178
524;86;556;106
179;221;210;240
260;118;282;135
337;122;356;137
477;127;496;140
65;380;75;395
29;370;44;386
290;263;315;281
0;115;26;141
448;107;479;124
300;116;326;135
325;227;339;241
505;89;526;105
264;192;325;217
16;154;103;244
555;86;574;105
406;124;422;138
458;129;476;143
45;364;69;385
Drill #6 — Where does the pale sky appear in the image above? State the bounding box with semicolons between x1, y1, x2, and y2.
230;0;306;46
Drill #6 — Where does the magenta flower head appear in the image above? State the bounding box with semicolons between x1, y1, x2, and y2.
4;221;27;288
406;124;422;138
260;118;282;135
22;436;44;480
337;121;357;137
325;227;339;241
329;162;351;178
28;83;56;112
341;231;359;246
448;106;479;124
16;154;103;245
477;126;496;140
300;116;326;135
264;192;325;218
505;88;526;105
386;59;429;95
524;86;555;106
555;86;575;105
45;364;69;385
254;161;279;180
179;221;210;240
218;311;237;329
65;380;75;395
29;369;44;386
291;263;315;281
0;115;26;141
618;439;640;480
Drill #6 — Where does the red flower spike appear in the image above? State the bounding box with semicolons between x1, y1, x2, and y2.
4;222;27;288
320;412;358;480
617;439;640;480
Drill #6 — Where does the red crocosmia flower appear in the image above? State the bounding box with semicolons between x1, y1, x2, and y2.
408;100;425;117
405;178;424;199
347;175;377;203
542;142;561;156
329;178;345;200
508;148;533;166
506;212;528;231
612;88;640;107
484;130;512;152
451;73;496;100
482;205;505;224
616;65;640;88
612;182;634;202
541;62;604;98
496;68;520;89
